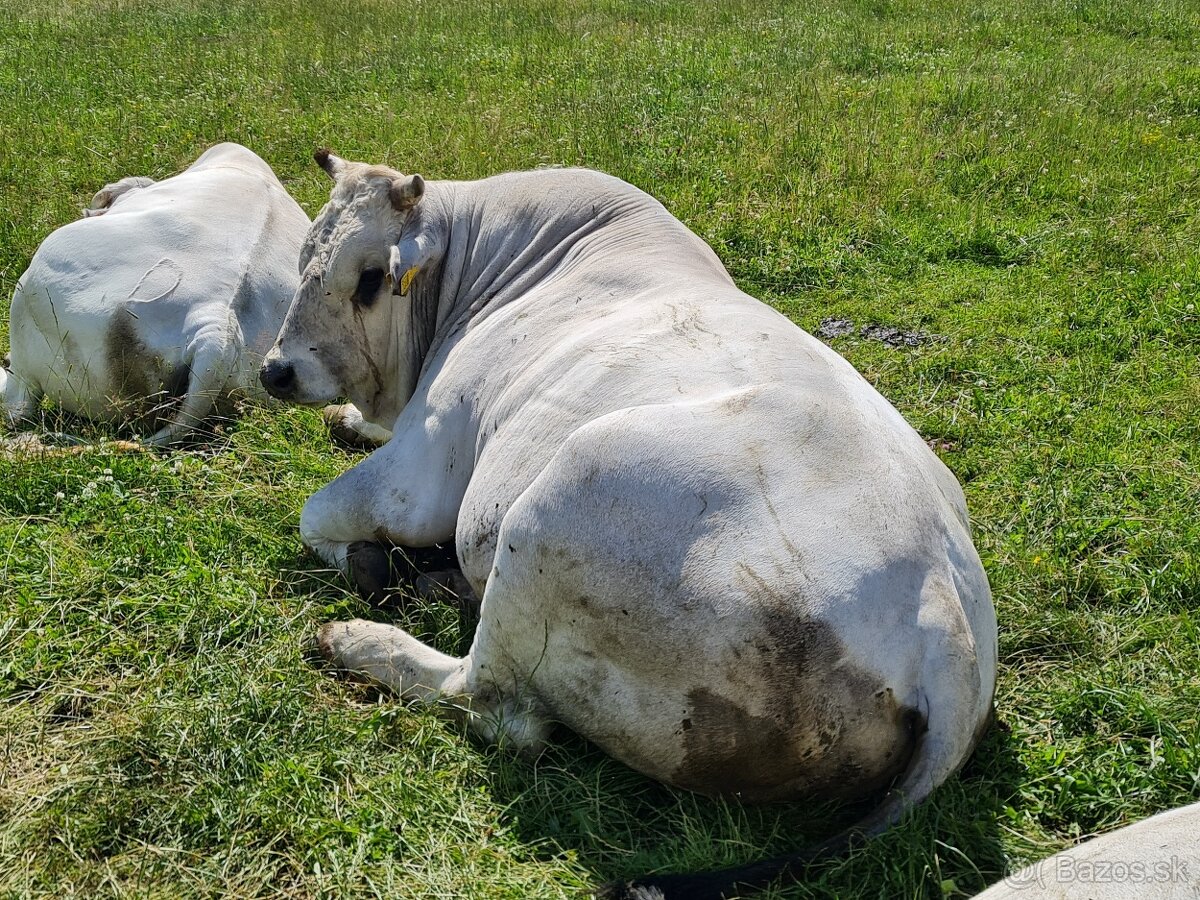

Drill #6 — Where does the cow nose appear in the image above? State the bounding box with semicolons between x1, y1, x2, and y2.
260;358;296;398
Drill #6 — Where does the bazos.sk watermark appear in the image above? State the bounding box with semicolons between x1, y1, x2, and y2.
1004;855;1190;891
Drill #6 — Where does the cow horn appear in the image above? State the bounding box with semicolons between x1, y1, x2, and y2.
314;148;347;181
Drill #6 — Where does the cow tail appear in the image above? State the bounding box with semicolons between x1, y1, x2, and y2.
596;604;991;900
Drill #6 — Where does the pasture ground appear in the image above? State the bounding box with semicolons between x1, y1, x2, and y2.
2;0;1199;897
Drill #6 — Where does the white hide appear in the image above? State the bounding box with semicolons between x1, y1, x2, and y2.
974;802;1200;899
3;143;309;444
272;161;998;820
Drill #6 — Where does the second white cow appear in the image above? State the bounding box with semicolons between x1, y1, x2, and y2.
3;143;310;445
262;151;999;899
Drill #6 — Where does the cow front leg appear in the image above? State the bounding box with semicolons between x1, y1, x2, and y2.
316;619;550;754
321;402;392;448
298;439;464;584
317;619;466;701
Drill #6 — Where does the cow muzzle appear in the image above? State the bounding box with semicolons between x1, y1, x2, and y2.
259;357;297;400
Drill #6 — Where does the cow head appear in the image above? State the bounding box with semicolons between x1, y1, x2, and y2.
261;149;443;428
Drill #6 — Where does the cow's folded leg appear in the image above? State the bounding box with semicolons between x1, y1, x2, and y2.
298;446;464;590
321;402;392;448
145;346;231;446
316;618;549;754
390;543;476;609
345;540;470;606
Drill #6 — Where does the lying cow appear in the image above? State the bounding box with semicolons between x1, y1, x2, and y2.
974;801;1200;899
261;151;999;899
1;142;384;448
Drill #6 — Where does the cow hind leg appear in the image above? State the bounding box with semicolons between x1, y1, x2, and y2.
144;344;233;446
2;366;42;428
316;618;550;754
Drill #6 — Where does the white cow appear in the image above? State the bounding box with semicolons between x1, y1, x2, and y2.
262;151;999;899
974;802;1200;899
1;142;350;446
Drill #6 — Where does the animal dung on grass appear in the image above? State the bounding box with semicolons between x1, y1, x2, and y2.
815;315;936;348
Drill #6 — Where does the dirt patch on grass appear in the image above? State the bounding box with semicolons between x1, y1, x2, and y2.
815;316;937;348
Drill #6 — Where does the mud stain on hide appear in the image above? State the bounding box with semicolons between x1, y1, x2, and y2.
106;312;151;402
350;301;386;403
105;309;187;425
676;615;917;803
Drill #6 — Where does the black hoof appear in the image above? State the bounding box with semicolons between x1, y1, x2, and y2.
346;540;393;604
415;570;481;614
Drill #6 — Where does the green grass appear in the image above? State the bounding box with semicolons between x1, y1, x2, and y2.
2;0;1200;896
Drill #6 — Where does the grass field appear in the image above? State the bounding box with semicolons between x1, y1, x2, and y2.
3;0;1200;897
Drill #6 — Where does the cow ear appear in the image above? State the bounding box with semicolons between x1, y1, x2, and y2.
314;147;347;181
83;176;154;217
83;186;115;217
388;227;441;297
389;174;424;212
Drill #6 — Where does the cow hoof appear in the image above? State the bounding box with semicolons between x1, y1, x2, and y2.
322;403;391;449
311;621;372;685
346;540;392;604
415;570;480;613
315;621;341;665
311;621;362;677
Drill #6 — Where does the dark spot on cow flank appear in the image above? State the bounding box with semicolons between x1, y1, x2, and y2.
162;362;192;415
681;718;692;731
508;544;516;553
675;616;917;803
104;309;184;426
105;310;152;404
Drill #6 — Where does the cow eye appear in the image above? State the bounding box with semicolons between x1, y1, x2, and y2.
353;267;386;307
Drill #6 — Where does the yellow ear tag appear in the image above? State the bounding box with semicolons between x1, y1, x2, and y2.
400;266;420;296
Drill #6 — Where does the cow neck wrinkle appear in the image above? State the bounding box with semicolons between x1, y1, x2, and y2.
424;175;649;346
